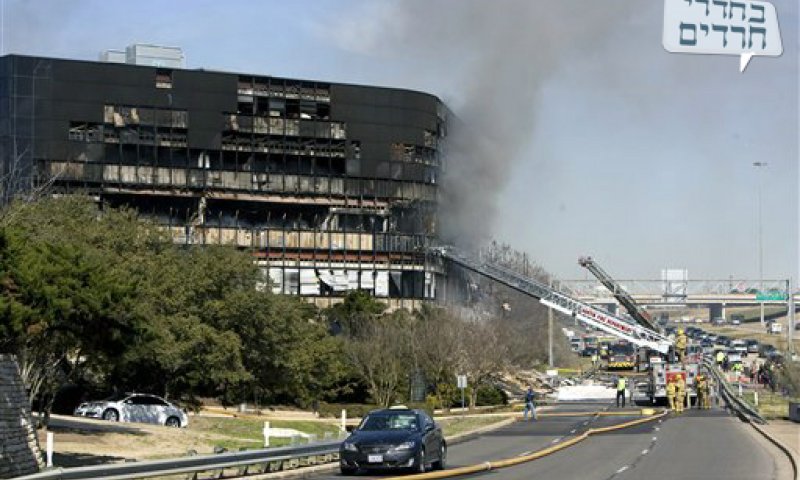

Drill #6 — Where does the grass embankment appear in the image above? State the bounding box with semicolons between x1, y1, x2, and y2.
740;391;798;420
49;411;513;466
189;416;342;451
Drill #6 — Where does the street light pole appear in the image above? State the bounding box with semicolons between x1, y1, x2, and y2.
548;279;554;368
753;162;768;325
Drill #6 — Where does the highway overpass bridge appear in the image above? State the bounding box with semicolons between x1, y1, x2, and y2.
559;279;798;320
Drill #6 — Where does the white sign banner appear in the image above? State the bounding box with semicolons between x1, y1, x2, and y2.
663;0;783;71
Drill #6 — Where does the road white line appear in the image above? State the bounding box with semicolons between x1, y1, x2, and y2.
570;429;576;434
653;427;660;431
518;450;533;457
551;437;562;444
652;436;658;441
641;449;649;455
616;465;630;474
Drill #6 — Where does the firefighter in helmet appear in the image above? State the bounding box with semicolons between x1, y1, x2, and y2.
666;377;677;411
675;329;688;363
675;375;686;413
695;373;708;409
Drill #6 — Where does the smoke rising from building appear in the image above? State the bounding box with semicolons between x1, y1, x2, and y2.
332;0;630;246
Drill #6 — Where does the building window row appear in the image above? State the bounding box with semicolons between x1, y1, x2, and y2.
261;267;433;299
47;160;439;202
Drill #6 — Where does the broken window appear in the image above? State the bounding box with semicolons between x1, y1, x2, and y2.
317;103;330;120
299;100;316;119
155;69;172;89
237;96;253;115
238;77;254;95
268;98;285;117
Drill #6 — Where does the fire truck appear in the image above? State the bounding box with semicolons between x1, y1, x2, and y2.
606;341;636;370
432;247;700;405
578;256;700;404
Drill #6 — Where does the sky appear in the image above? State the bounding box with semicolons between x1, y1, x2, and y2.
1;0;797;282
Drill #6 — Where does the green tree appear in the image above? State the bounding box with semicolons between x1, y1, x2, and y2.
0;197;159;421
326;290;387;335
210;290;346;406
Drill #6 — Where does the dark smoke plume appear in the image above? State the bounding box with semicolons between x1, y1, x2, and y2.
337;0;631;247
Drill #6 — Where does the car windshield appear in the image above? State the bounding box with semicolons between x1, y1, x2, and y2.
103;392;128;402
359;413;419;431
609;344;633;355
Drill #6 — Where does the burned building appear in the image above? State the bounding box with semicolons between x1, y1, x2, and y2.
0;54;447;308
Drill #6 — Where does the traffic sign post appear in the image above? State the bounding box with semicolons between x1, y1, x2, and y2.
456;374;467;414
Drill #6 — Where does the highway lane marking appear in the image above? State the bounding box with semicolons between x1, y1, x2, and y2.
570;429;577;433
551;437;563;444
652;436;658;441
641;449;649;455
653;426;660;431
616;465;630;474
518;450;533;457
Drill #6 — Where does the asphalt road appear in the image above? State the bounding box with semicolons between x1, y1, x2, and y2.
313;404;652;480
456;407;792;480
317;404;793;480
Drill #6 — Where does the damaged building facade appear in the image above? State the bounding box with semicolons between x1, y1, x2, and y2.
0;53;447;308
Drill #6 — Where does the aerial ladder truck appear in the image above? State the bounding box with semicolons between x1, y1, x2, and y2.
578;256;700;404
432;246;695;404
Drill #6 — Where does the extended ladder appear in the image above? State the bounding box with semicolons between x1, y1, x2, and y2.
578;256;659;331
435;247;672;354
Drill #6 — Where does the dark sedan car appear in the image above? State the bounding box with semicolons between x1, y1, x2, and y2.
339;407;446;475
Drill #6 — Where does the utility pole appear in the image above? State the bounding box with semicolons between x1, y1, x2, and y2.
788;279;795;356
753;162;768;325
548;279;554;367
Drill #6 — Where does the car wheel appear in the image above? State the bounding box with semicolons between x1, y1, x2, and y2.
339;466;358;476
165;416;181;428
102;409;119;422
413;448;426;474
432;443;447;470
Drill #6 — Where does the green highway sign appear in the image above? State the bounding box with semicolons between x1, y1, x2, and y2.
756;292;788;301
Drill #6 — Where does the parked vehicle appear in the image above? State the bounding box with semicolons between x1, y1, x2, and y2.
339;407;446;475
746;340;760;354
726;350;743;364
74;393;188;428
730;340;748;354
759;344;776;358
581;347;599;358
767;322;783;334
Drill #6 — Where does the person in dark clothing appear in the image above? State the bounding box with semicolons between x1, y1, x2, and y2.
523;386;537;421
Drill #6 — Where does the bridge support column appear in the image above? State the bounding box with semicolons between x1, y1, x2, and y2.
709;304;724;321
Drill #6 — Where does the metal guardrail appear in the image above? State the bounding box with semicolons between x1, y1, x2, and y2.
704;358;766;425
15;440;342;480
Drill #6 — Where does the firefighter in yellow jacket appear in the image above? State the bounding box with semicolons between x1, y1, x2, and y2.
675;329;688;363
695;373;708;409
666;378;677;411
675;376;686;413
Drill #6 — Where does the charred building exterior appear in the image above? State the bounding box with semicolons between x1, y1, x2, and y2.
0;54;446;308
